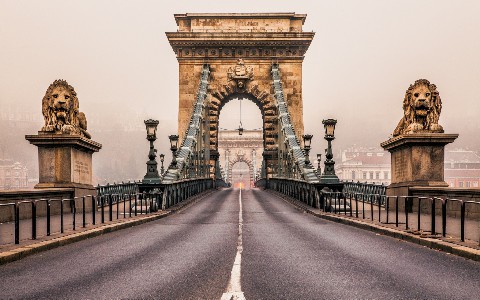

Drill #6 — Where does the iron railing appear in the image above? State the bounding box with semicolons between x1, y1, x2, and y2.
97;181;140;197
343;181;387;197
268;178;479;245
323;192;479;243
0;178;214;246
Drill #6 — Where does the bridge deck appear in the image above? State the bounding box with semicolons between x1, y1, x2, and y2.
0;189;478;299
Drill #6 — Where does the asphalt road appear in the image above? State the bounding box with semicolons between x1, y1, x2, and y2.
0;188;479;299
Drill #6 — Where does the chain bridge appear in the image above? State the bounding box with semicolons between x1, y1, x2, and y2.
0;13;479;300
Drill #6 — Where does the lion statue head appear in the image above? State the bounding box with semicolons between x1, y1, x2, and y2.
41;79;91;139
393;79;443;137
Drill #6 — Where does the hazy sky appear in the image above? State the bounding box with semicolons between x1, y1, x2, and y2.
1;0;479;159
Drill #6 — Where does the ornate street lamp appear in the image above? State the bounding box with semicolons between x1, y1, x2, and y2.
302;134;313;165
142;119;161;184
316;153;322;174
169;134;179;168
320;119;339;183
159;153;165;175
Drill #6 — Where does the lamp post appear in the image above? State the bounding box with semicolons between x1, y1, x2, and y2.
169;135;179;169
302;134;313;165
320;119;339;183
143;119;161;184
159;153;165;175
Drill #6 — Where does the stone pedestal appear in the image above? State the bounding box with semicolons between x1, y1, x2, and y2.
25;133;102;198
381;133;458;196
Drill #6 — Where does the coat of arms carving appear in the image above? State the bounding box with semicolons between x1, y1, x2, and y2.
227;59;254;89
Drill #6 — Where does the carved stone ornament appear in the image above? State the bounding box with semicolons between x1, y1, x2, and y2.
41;79;91;139
393;79;443;137
227;59;254;90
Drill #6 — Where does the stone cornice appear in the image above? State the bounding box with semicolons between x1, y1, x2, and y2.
166;32;314;46
174;12;307;20
381;133;459;151
25;133;102;152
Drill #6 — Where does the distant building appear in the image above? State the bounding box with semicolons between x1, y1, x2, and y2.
337;147;480;188
444;150;480;188
0;159;28;190
218;129;263;188
335;147;391;185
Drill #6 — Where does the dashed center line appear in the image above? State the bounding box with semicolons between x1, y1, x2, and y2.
221;188;246;300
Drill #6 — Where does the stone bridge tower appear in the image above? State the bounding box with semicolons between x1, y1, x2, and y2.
166;13;314;171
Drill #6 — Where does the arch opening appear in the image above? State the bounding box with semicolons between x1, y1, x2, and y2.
217;96;264;186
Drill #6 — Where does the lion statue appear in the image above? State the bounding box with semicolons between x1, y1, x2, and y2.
393;79;443;137
41;79;91;139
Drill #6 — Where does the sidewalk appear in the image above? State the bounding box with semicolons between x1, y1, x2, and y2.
270;190;480;261
0;190;215;265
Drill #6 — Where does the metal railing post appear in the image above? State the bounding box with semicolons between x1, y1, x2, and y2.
82;196;86;228
15;203;20;244
442;199;447;238
431;198;436;235
109;194;113;221
405;197;409;230
460;201;465;242
101;196;105;224
32;201;36;240
72;198;76;231
60;200;64;233
417;197;422;231
47;200;51;236
395;196;399;227
370;195;374;221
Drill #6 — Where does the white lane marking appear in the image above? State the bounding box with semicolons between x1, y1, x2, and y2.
221;188;246;300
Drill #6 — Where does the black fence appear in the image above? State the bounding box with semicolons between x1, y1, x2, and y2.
0;178;214;246
322;192;479;244
0;192;161;245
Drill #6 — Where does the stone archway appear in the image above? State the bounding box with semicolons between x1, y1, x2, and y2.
167;13;314;176
228;155;254;188
208;62;277;153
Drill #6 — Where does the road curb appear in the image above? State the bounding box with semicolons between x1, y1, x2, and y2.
0;189;216;266
270;190;480;262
